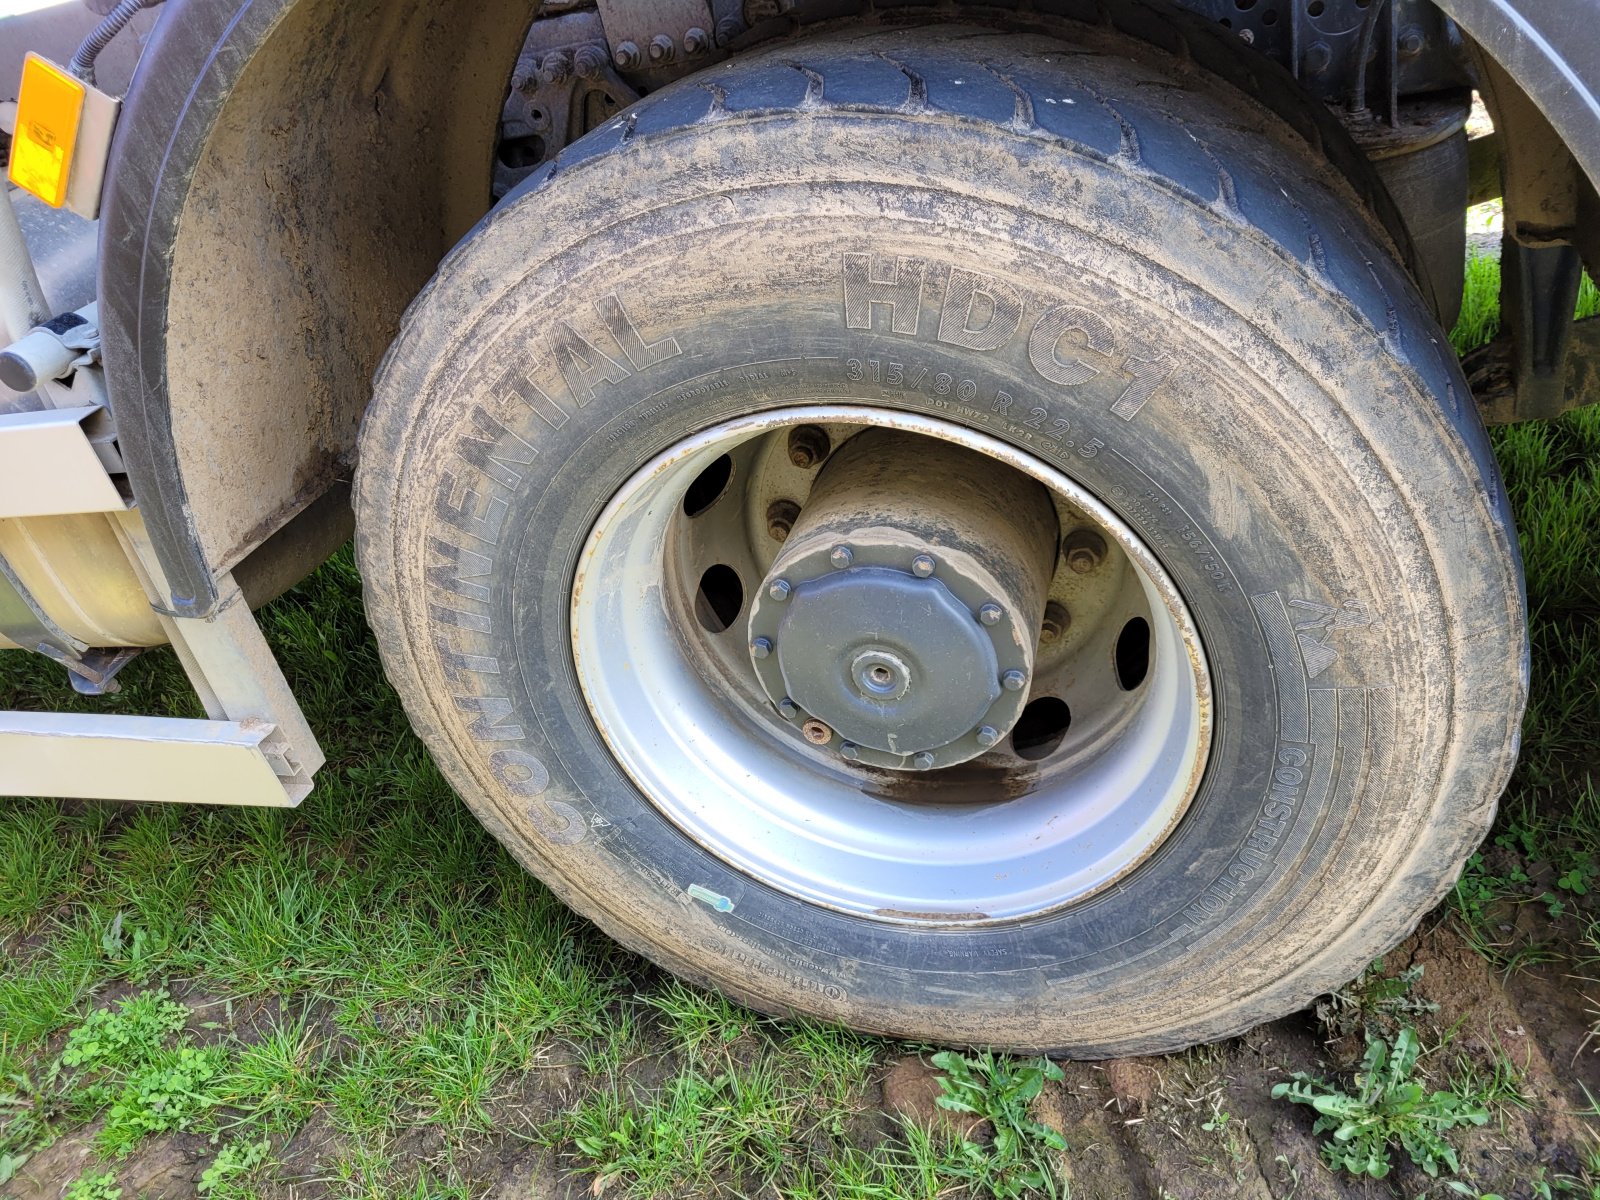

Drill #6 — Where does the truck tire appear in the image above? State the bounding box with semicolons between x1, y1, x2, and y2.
354;20;1525;1054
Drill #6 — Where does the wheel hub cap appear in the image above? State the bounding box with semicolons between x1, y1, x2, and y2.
746;428;1060;769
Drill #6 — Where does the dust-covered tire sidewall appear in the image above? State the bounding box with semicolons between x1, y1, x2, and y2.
356;32;1523;1055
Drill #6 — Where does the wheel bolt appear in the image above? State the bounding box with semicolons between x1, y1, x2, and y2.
539;51;571;85
839;742;861;761
787;424;831;469
1001;670;1026;692
768;578;792;602
1063;529;1108;574
766;499;800;542
912;751;936;770
684;26;711;55
649;34;677;64
975;726;1000;748
715;17;744;44
750;637;773;659
911;554;936;578
978;602;1003;626
1040;601;1071;645
574;45;606;79
614;40;642;69
830;545;854;569
802;719;833;745
777;697;798;719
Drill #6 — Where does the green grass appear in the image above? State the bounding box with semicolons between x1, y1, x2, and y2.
3;238;1600;1196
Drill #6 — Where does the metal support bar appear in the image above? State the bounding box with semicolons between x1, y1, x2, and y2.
109;509;325;790
1500;238;1585;422
0;403;127;516
0;711;306;806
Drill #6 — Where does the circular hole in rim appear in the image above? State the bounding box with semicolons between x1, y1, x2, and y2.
682;454;734;517
1115;617;1152;691
694;564;744;633
1012;697;1072;761
1262;8;1279;23
496;134;546;169
1307;0;1324;14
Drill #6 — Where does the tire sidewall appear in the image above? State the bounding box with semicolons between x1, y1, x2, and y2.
358;100;1514;1052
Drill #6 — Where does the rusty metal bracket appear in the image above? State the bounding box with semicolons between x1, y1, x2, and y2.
495;10;638;197
1466;316;1600;425
596;0;716;73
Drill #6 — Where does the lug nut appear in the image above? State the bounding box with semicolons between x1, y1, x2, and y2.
574;45;606;79
1063;529;1108;574
649;34;677;64
750;637;773;659
684;26;711;55
829;545;854;569
539;51;571;85
1001;670;1026;692
787;424;831;469
975;726;1000;748
802;719;833;745
767;498;801;542
911;554;936;578
614;40;642;69
777;697;798;719
715;17;744;44
767;578;792;602
978;602;1003;626
912;751;936;770
840;741;862;761
1040;601;1071;645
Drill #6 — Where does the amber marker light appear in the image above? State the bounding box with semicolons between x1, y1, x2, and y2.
8;54;86;208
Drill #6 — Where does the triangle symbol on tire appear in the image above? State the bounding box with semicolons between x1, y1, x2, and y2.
1297;634;1338;679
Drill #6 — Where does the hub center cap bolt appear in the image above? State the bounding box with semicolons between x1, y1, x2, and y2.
978;602;1003;626
768;578;792;602
1001;670;1026;692
751;637;773;659
975;726;1001;748
911;554;936;578
829;545;853;569
850;649;912;700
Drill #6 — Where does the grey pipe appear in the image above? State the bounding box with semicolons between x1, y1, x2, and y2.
0;189;50;346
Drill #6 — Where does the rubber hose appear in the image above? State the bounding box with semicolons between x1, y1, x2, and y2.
68;0;162;87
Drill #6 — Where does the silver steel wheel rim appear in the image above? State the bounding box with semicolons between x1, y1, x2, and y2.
572;406;1211;925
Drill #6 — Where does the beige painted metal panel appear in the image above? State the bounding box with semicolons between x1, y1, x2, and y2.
0;405;126;517
0;711;307;806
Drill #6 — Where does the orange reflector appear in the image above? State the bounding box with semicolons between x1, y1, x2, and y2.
8;55;85;208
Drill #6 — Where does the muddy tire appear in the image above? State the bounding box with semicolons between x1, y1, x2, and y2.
355;21;1525;1054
